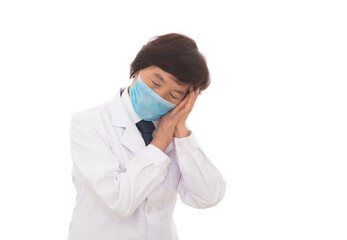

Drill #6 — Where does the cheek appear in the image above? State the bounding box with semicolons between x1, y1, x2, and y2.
164;96;181;106
153;89;175;104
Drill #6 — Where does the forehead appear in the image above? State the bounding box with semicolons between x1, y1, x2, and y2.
147;66;189;87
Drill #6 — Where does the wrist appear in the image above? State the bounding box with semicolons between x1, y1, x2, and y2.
174;124;189;138
150;137;169;153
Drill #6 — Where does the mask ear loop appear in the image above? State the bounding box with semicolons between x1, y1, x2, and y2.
138;70;142;80
131;70;141;79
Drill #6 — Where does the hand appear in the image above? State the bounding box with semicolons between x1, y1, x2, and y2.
150;85;199;152
174;85;200;137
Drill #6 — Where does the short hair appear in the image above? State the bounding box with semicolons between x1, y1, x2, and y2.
130;33;210;93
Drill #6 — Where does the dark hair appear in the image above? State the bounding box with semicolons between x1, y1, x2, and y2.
130;33;210;93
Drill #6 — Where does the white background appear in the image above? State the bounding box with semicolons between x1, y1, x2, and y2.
0;0;346;239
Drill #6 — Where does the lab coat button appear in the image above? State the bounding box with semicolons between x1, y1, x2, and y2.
147;207;152;213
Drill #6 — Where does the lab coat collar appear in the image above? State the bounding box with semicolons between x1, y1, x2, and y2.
111;87;131;127
110;87;146;154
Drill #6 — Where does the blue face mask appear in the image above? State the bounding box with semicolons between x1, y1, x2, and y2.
129;70;177;121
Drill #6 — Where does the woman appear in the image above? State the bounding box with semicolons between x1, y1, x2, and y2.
68;33;226;240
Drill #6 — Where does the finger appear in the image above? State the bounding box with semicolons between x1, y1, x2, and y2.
189;85;194;95
187;85;194;103
166;104;189;124
173;101;191;120
195;87;200;95
168;84;193;117
187;86;198;109
179;86;191;105
170;93;192;119
179;91;193;113
169;94;189;115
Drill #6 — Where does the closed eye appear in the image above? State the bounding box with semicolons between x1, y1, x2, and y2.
152;81;160;87
170;93;178;99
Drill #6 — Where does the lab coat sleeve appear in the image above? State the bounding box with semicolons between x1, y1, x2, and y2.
69;114;171;219
174;130;226;208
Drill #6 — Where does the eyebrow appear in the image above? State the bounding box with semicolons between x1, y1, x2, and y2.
154;73;165;82
153;72;187;96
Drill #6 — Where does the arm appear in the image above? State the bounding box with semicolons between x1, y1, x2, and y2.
150;85;226;207
174;129;226;208
69;114;170;219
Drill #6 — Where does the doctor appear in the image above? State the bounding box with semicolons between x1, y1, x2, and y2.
68;33;226;240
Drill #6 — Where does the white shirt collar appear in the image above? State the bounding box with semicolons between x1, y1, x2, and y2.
121;86;159;129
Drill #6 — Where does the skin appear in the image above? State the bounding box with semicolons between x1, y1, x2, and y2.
130;65;200;152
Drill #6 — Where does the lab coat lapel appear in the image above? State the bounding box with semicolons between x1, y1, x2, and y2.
110;88;146;154
111;88;174;206
121;124;146;154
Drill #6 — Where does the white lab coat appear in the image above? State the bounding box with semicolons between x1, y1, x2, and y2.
67;87;226;240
